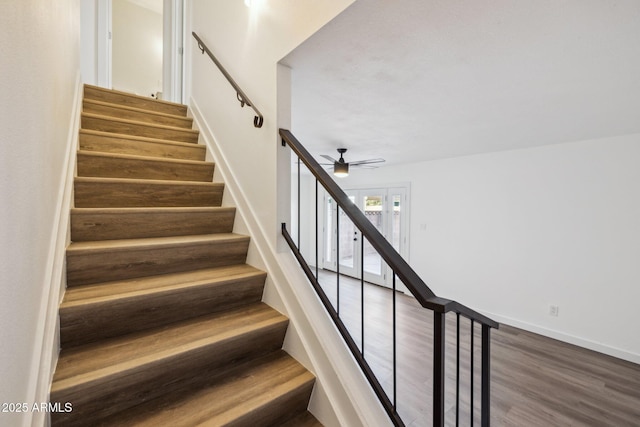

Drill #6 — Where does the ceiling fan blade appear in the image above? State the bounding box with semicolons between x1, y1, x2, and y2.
320;154;338;163
349;158;385;166
351;164;380;169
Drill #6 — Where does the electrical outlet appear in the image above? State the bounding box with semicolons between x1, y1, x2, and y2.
549;305;559;317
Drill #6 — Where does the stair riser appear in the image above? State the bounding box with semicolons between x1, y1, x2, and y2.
77;152;214;182
79;131;206;161
84;85;187;116
82;114;199;144
83;100;193;129
60;274;266;347
51;321;288;427
71;208;235;241
66;238;250;286
74;180;224;208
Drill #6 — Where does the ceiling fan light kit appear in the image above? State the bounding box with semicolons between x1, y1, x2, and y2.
334;162;349;177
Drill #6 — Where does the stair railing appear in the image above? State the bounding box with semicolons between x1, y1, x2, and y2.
280;129;499;427
192;32;264;128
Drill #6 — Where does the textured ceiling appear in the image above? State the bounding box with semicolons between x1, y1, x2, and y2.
282;0;640;166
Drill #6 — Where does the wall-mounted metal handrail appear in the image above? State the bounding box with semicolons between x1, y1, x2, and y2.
192;32;264;128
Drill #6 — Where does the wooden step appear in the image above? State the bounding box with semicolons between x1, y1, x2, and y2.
82;113;199;143
79;130;206;161
83;99;194;129
92;351;315;427
74;177;224;208
77;151;215;182
84;84;187;116
50;304;289;426
60;265;266;347
71;207;235;241
66;233;250;286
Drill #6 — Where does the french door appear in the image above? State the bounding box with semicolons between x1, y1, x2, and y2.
324;187;408;290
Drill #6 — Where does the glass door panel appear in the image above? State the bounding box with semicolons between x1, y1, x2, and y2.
337;194;358;277
322;186;409;291
325;196;334;266
388;188;409;293
361;191;385;285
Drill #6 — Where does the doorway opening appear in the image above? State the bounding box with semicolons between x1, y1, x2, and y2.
94;0;184;102
323;186;410;292
112;0;164;98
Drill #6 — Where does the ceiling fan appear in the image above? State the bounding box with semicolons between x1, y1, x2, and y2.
320;148;385;177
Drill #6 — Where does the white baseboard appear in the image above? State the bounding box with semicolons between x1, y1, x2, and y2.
24;75;82;427
484;311;640;365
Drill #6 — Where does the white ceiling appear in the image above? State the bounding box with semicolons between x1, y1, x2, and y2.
282;0;640;166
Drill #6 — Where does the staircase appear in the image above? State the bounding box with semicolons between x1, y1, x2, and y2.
50;85;321;426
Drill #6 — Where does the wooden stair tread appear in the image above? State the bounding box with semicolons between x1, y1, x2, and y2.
74;175;221;187
59;265;266;346
79;131;205;161
62;264;265;305
70;206;232;215
52;303;286;389
80;129;203;147
67;232;246;252
82;112;199;135
84;84;188;116
70;206;235;241
66;233;249;287
84;98;193;122
76;150;214;182
77;150;213;167
73;176;225;208
95;351;315;427
82;112;199;144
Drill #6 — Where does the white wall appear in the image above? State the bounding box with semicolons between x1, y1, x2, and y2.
186;2;403;425
81;0;98;85
339;135;640;362
0;1;80;425
112;0;163;97
187;0;354;245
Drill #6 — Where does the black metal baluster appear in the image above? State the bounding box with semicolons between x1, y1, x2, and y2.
297;158;301;249
336;204;340;317
361;235;365;354
433;311;445;427
471;319;475;426
298;157;300;250
393;273;397;410
481;324;491;427
456;313;460;427
315;179;319;280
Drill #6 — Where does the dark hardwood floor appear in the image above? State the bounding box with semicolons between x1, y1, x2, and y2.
317;270;640;426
